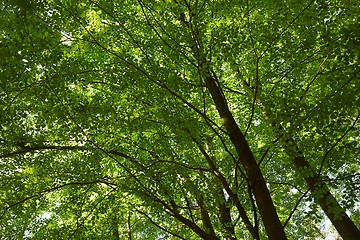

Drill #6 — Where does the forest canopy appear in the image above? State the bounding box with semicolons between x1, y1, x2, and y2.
1;0;360;239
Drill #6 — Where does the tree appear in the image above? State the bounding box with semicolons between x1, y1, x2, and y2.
1;0;359;239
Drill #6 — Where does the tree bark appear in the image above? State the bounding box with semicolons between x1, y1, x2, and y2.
218;191;237;240
205;75;287;240
126;213;132;240
197;195;216;235
284;136;360;240
253;85;360;239
165;198;219;240
112;214;120;240
197;145;259;239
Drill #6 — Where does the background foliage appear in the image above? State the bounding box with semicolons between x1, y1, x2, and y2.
1;0;359;239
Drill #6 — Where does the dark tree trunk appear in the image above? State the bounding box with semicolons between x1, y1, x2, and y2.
205;75;287;240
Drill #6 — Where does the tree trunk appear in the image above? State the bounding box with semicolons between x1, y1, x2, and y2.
255;88;360;240
285;137;360;240
126;213;132;240
205;75;287;240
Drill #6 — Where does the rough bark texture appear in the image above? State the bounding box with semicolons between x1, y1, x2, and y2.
205;75;287;240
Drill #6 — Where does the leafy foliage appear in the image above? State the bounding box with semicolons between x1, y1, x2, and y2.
1;0;359;239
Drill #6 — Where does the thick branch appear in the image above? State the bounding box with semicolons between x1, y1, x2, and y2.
197;195;216;235
197;145;259;239
136;208;187;240
218;192;237;240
